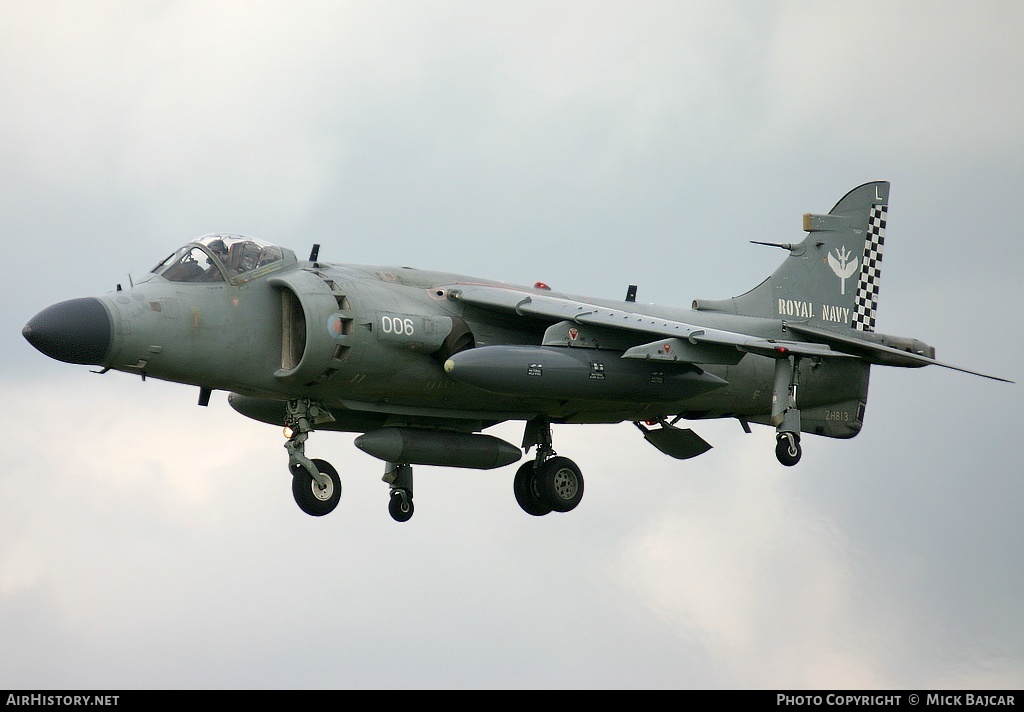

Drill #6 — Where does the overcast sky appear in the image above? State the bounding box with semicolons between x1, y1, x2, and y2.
2;0;1022;689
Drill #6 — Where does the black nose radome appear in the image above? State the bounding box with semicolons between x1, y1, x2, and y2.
23;297;113;365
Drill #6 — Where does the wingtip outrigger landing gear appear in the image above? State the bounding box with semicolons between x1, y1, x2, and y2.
514;417;585;516
285;399;341;516
383;462;414;523
771;356;803;467
775;432;802;467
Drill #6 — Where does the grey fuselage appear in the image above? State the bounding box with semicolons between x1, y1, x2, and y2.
92;245;867;439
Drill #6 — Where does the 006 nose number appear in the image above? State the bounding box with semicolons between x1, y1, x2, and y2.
381;315;415;336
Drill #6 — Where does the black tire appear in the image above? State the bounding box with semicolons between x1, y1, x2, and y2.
513;461;553;516
291;458;341;516
388;489;414;523
535;456;584;513
775;434;802;467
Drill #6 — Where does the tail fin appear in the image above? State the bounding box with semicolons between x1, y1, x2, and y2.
694;181;889;333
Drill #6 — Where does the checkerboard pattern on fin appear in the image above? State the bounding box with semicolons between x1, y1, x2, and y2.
851;205;886;332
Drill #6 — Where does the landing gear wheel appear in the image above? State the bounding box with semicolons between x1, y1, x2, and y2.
388;488;414;523
535;456;584;513
514;461;553;517
775;433;802;467
291;458;341;516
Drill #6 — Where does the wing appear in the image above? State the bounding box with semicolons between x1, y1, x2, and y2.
446;283;1013;382
446;284;849;363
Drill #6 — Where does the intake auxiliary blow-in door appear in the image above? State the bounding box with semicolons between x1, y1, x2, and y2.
269;270;356;387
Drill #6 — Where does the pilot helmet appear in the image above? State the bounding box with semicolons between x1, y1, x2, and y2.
207;238;228;260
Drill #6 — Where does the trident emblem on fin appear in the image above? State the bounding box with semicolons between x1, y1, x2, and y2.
827;246;859;295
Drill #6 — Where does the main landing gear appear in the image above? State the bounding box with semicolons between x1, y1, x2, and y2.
513;417;585;516
772;355;803;467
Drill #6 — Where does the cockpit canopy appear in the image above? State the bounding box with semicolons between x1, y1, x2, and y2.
152;234;288;284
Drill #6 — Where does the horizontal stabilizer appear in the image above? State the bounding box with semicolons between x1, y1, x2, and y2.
635;421;712;460
785;323;1014;383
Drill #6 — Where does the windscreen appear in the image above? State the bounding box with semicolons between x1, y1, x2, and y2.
153;234;285;283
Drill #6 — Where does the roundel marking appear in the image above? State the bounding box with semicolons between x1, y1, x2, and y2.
327;314;344;337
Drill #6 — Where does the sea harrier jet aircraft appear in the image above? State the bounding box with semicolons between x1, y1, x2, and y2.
23;181;1011;522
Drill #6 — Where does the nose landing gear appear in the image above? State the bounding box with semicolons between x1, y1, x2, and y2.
291;458;341;516
285;399;342;516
